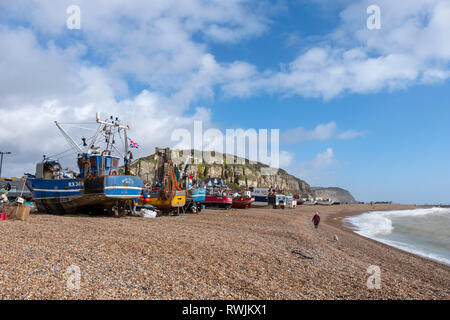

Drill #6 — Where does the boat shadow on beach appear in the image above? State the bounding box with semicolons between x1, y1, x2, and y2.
30;209;127;219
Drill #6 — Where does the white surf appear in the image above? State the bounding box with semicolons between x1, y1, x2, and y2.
344;208;450;265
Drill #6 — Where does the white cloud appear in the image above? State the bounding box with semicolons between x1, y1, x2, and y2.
0;27;85;106
3;0;449;105
337;130;366;140
0;0;448;179
282;122;365;143
0;0;271;106
279;150;294;169
0;89;213;175
278;148;338;186
221;0;450;99
0;0;274;176
284;33;301;48
293;148;337;186
310;148;335;170
0;27;215;176
282;122;337;143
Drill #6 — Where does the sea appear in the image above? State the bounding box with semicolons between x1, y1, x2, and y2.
344;207;450;265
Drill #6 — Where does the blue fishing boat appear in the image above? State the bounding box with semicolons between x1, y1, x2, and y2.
27;113;143;215
190;188;206;202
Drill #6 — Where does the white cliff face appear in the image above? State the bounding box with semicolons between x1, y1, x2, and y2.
129;150;357;200
129;149;313;195
311;187;357;204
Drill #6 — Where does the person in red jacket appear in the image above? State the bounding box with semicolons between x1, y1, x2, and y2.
312;211;321;229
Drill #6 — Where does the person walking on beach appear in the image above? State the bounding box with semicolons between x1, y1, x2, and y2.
130;198;138;216
312;211;321;229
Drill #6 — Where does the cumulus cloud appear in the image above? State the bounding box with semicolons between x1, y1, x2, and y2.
0;88;213;175
281;122;365;143
1;0;448;178
0;0;274;176
1;1;272;103
310;148;335;170
0;0;273;102
282;122;337;143
279;150;295;169
0;21;217;173
278;148;338;186
293;148;337;185
222;0;450;99
337;129;367;140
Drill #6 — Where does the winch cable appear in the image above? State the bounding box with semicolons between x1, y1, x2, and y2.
46;147;76;160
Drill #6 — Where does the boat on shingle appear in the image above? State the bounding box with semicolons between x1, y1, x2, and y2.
26;113;142;215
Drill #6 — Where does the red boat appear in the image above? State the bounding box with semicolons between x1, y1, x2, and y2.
204;195;233;209
199;178;232;209
232;197;254;208
232;191;254;208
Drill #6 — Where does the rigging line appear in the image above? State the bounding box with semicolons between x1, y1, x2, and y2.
119;129;124;143
55;121;83;154
57;152;77;161
111;143;124;158
118;129;125;149
88;123;104;150
62;124;98;131
85;133;97;147
46;147;76;159
47;148;72;158
98;130;113;153
57;122;97;125
108;131;115;155
56;122;99;150
54;150;77;160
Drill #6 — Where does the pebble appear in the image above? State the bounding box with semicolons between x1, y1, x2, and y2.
0;204;448;299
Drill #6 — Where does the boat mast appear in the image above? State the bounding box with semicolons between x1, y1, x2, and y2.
123;125;130;175
88;125;104;155
95;112;131;174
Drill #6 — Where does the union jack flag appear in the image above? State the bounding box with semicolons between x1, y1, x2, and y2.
128;138;139;149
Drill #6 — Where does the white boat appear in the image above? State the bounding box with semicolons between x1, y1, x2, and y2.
250;187;269;206
285;196;297;208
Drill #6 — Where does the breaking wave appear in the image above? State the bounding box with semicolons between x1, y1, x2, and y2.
344;208;450;265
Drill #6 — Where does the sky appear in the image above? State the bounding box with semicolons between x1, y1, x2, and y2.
0;0;449;204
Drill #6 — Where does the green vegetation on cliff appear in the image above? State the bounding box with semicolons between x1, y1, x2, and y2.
129;149;314;195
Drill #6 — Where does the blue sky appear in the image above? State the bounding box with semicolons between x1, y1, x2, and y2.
0;0;449;204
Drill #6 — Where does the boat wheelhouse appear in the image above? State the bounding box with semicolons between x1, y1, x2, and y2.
250;187;269;206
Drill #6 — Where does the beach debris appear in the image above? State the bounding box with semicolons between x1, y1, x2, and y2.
334;234;339;242
291;249;314;260
2;203;30;221
139;209;158;218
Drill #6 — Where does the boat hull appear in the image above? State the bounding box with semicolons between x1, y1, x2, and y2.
188;188;206;202
232;197;254;208
252;195;268;206
204;196;232;209
250;188;269;206
28;175;142;214
146;194;186;212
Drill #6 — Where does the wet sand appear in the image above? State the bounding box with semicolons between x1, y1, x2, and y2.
0;204;448;299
